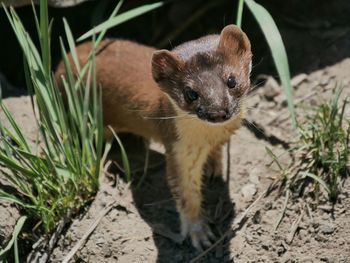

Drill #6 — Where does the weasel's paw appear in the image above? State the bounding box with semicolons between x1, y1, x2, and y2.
181;217;216;251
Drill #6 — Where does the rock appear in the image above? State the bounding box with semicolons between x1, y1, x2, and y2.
277;244;286;256
298;229;308;239
263;77;280;100
245;234;254;244
320;224;335;235
252;210;261;224
318;205;333;212
264;201;272;210
319;75;330;86
102;246;112;258
274;93;288;108
241;183;257;200
249;168;260;184
96;237;105;246
291;73;308;88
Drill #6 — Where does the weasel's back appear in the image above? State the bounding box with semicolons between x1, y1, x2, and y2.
55;39;168;140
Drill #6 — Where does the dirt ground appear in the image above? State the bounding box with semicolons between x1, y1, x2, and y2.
1;55;349;262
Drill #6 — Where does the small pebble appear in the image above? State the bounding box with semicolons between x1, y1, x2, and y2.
291;73;308;88
263;77;280;100
96;237;105;246
241;183;257;200
249;168;260;184
298;229;308;239
320;224;335;235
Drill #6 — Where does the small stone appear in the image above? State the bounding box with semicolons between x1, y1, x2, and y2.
102;247;112;258
320;75;330;86
245;234;254;244
318;205;333;212
252;210;261;224
96;237;105;246
320;224;335;235
264;201;272;210
321;213;329;220
277;244;286;256
298;229;308;239
241;183;257;200
249;168;260;184
263;77;280;100
291;73;308;88
315;234;327;242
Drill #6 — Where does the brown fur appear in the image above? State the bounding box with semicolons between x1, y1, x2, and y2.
55;25;252;249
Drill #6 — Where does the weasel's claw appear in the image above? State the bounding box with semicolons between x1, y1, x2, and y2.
181;218;216;250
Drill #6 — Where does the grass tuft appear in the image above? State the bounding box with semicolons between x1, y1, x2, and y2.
0;0;161;258
0;1;106;234
267;88;350;202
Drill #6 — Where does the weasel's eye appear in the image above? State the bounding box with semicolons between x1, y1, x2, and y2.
227;76;237;89
184;88;199;103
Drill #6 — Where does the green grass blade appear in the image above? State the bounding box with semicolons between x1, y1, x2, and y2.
78;1;164;41
39;0;50;75
0;102;30;152
265;146;283;171
244;0;296;127
96;0;124;44
236;0;244;27
300;171;331;194
0;216;27;258
63;18;81;73
108;126;131;181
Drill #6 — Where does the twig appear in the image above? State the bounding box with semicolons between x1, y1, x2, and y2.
286;207;304;244
62;202;115;263
274;190;290;231
26;210;72;263
189;189;267;263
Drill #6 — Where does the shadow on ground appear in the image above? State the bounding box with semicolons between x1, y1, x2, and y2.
109;134;235;262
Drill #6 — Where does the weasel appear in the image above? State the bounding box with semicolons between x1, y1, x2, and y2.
55;25;252;250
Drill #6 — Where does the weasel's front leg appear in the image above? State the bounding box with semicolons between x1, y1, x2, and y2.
166;145;215;250
205;145;223;179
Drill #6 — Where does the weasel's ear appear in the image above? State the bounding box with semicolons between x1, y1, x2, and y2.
218;25;251;55
152;50;183;83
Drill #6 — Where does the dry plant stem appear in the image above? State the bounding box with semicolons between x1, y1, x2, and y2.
189;189;268;263
274;189;290;231
62;202;115;263
26;210;73;263
287;206;304;244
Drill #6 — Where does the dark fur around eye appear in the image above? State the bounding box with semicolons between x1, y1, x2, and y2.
184;87;199;103
227;76;237;89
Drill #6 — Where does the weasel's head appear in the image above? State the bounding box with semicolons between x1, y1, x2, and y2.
152;25;252;124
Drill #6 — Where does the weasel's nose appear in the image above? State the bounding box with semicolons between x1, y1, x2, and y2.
206;110;230;123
